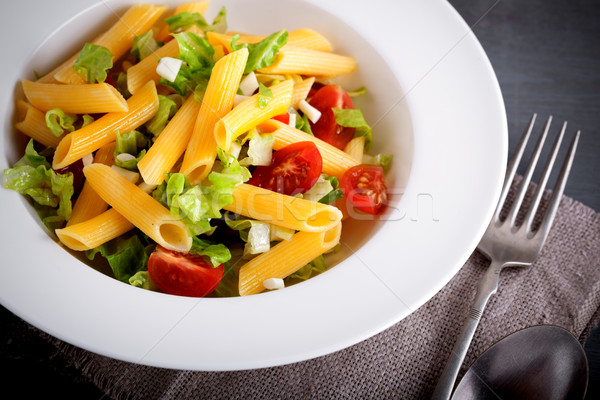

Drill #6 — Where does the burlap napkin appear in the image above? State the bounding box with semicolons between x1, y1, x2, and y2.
3;179;600;399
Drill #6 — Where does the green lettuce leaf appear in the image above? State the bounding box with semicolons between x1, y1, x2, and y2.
318;176;344;204
332;107;373;151
164;7;227;34
257;82;272;109
364;153;393;172
189;237;231;267
73;43;114;83
346;86;368;97
286;255;327;282
45;108;77;137
131;30;160;60
145;94;182;136
114;130;147;170
129;270;158;290
86;232;149;283
295;112;314;135
116;72;131;99
232;29;288;74
3;139;74;222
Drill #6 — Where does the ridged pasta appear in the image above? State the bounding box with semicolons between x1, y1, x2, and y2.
238;223;342;296
206;28;332;52
83;163;192;252
156;1;210;41
180;47;249;184
214;79;293;150
344;136;365;162
258;46;357;77
14;100;63;148
52;80;159;169
22;80;128;114
223;183;343;233
57;209;135;251
127;39;179;95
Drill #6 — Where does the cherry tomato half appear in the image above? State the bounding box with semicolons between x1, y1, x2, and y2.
148;246;224;297
308;85;355;150
271;113;290;124
248;141;323;196
342;164;388;214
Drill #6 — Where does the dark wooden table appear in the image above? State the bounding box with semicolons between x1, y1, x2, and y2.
1;0;599;398
449;0;600;398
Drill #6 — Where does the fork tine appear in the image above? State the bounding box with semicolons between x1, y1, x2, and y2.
493;113;537;222
524;121;567;233
506;115;552;227
533;130;580;244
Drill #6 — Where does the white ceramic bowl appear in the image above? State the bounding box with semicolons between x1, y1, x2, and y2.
0;0;507;370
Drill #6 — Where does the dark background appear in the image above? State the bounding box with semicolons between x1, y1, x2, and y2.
1;0;599;398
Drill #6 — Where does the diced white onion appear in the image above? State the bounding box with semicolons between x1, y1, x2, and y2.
244;222;271;255
299;100;321;124
156;57;182;83
270;224;295;242
263;278;285;290
228;141;242;159
137;181;157;194
111;165;139;183
239;72;259;96
247;134;274;166
288;112;297;128
115;153;136;162
234;94;250;107
81;153;94;167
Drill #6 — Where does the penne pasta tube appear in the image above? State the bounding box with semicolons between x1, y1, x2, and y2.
206;28;332;52
14;100;63;148
22;80;128;114
156;1;210;42
238;222;342;296
291;77;315;109
66;143;116;226
56;208;135;251
258;46;357;77
127;38;179;95
83;163;192;252
53;3;168;84
138;95;202;185
223;183;343;233
214;79;293;150
258;119;359;180
344;135;365;163
180;47;248;184
52;81;159;169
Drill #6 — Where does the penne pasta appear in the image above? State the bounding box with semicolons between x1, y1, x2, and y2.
258;46;357;77
258;119;359;180
22;80;128;114
180;47;248;184
127;38;180;95
138;95;202;185
344;135;365;163
66;143;115;226
223;183;343;233
53;3;168;84
14;100;63;148
206;28;332;53
238;222;341;296
83;163;192;252
291;77;315;109
56;208;135;251
214;79;293;150
52;81;159;169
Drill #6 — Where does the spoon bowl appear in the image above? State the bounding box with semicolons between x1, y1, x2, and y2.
451;325;588;400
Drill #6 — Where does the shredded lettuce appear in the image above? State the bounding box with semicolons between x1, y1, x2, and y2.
239;133;274;166
286;255;327;281
363;153;393;172
145;94;182;136
332;108;373;151
2;139;74;224
116;72;131;99
129;270;158;290
164;7;227;34
152;150;249;235
189;237;231;267
160;32;214;96
73;43;114;83
295;112;314;135
346;86;368;97
131;30;160;60
223;214;271;256
45;108;77;137
114;130;147;170
319;176;344;204
231;29;288;74
86;232;150;283
257;82;272;109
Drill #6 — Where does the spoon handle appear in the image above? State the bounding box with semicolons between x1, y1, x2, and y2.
431;260;505;400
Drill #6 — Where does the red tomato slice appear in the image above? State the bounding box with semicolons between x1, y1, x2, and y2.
271;113;290;124
148;246;224;297
342;165;388;214
308;85;355;150
248;141;323;196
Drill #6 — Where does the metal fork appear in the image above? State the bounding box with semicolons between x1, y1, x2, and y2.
431;114;580;400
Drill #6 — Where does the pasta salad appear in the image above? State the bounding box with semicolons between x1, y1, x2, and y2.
3;1;392;297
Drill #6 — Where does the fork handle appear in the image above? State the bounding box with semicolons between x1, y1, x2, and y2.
431;260;505;400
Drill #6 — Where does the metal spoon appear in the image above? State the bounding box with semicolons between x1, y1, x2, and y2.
450;325;588;400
